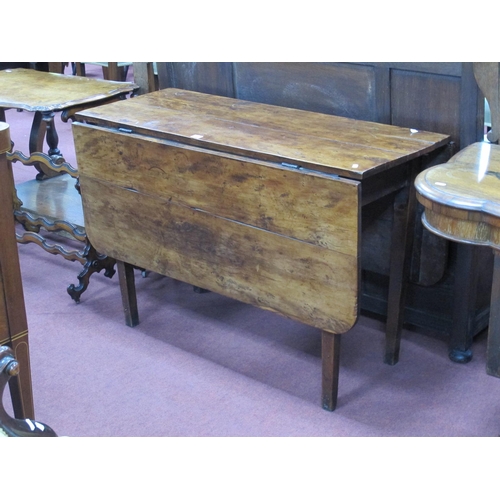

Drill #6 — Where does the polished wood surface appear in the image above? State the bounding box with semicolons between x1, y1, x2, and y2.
0;68;137;112
0;122;34;419
415;141;500;376
73;125;359;256
77;88;449;180
415;142;500;248
74;89;449;410
75;126;361;334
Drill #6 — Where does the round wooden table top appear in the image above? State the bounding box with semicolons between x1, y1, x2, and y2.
415;141;500;249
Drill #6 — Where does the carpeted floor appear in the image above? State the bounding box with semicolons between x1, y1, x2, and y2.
2;64;500;438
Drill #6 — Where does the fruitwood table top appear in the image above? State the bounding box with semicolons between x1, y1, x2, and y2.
0;68;137;112
76;88;450;180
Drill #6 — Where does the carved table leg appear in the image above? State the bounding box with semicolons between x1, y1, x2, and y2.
486;250;500;377
29;111;63;180
0;346;57;437
43;111;61;157
67;242;116;303
321;331;341;411
384;159;419;365
448;244;479;363
117;261;139;327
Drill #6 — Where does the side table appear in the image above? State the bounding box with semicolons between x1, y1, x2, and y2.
0;68;138;301
415;142;500;376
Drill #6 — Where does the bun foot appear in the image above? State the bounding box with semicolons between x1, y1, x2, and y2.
448;348;473;364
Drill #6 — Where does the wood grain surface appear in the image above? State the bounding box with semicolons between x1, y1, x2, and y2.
75;124;361;334
415;142;500;249
0;68;137;112
76;88;449;180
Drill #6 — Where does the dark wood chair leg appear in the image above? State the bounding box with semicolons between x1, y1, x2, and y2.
117;261;139;327
486;250;500;377
321;331;341;411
